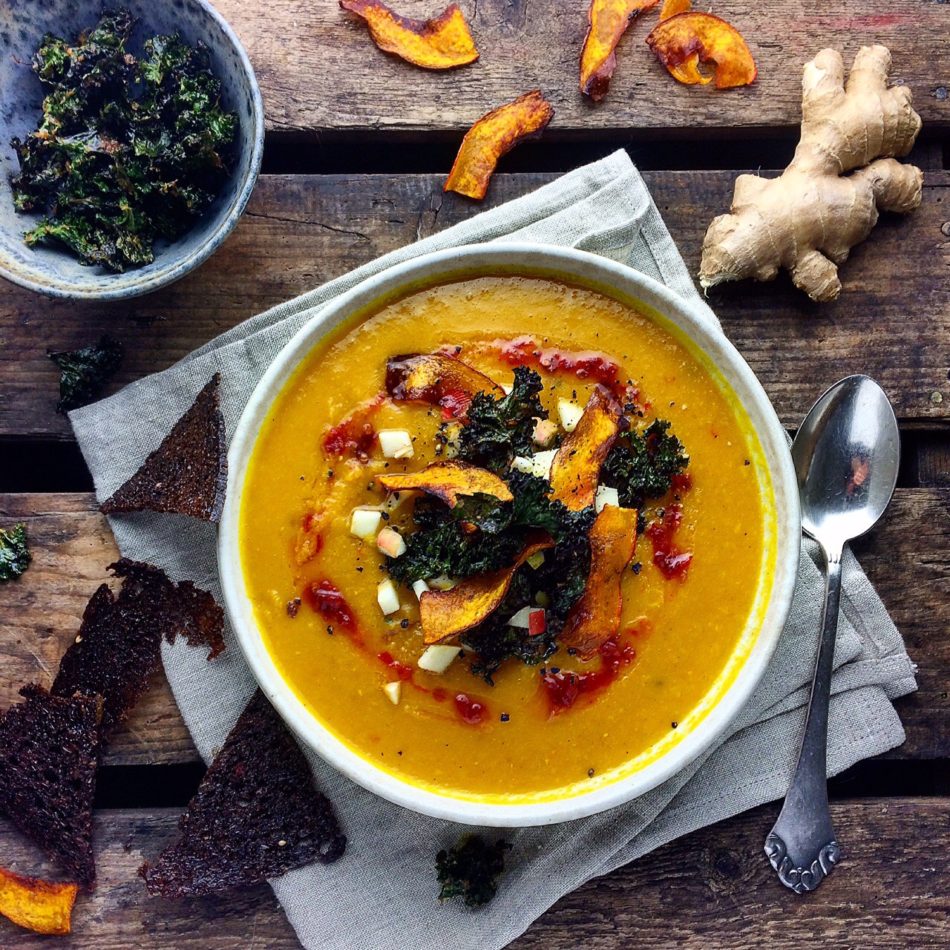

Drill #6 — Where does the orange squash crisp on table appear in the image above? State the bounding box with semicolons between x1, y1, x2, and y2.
646;11;757;88
0;868;78;936
340;0;478;70
580;0;660;101
444;91;554;200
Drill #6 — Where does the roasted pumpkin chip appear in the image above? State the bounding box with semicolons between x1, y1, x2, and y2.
0;867;78;936
377;460;513;507
444;91;554;200
141;690;345;897
420;536;553;645
561;505;638;657
658;0;690;20
646;12;757;88
386;353;503;418
549;387;623;511
100;374;227;522
340;0;478;70
580;0;660;101
0;686;100;889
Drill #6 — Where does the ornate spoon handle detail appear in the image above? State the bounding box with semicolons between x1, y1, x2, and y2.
765;546;843;893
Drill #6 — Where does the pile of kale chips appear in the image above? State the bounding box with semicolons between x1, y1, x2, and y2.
10;10;237;272
386;367;689;683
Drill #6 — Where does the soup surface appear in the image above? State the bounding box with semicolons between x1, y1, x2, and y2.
240;276;773;803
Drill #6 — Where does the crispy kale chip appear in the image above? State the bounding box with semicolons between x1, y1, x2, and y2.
602;419;689;509
11;11;237;272
389;471;595;682
455;367;546;474
437;835;511;908
387;520;522;587
386;472;584;590
0;524;31;582
48;335;124;412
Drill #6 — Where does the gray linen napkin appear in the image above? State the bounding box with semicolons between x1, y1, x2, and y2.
70;151;917;950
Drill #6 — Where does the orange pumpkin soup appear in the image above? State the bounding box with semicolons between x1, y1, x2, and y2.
240;276;774;803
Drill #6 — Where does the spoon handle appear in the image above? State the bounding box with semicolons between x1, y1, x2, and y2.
764;545;843;893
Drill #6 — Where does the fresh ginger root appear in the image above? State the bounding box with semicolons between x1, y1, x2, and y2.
700;46;922;302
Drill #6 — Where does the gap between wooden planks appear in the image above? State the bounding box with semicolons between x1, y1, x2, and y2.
1;165;948;439
211;0;950;135
0;489;946;767
0;799;947;947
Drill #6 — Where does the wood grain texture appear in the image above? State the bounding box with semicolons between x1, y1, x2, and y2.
1;798;947;947
208;0;950;136
2;165;947;439
1;489;946;766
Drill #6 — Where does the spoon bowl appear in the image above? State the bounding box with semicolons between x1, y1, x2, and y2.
793;375;901;550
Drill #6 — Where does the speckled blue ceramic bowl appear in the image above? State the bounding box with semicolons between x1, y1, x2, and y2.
0;0;264;299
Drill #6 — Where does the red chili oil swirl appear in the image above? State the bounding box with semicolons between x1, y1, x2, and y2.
645;504;693;580
494;335;641;408
377;651;415;681
454;692;488;724
322;394;386;460
540;637;636;714
304;581;360;639
378;653;488;725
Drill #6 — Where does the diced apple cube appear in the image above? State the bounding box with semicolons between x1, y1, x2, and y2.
412;579;430;601
526;550;546;570
558;399;584;432
532;418;558;447
595;485;620;513
350;507;382;540
507;606;533;628
377;578;401;615
427;575;457;591
417;644;461;673
378;429;414;459
382;681;402;705
528;608;547;636
377;526;407;558
511;449;557;480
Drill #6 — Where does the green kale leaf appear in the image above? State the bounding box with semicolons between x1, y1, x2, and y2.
0;524;31;582
455;367;546;474
11;11;237;272
601;419;689;509
436;835;511;908
386;521;522;586
48;336;124;413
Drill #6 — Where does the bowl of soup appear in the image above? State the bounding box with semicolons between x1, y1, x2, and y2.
218;243;800;826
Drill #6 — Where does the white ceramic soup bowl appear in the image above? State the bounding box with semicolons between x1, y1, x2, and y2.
218;242;800;827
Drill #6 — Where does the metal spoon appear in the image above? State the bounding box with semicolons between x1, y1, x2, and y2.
765;375;900;893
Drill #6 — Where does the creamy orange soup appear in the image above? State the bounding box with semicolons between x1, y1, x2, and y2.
240;276;774;803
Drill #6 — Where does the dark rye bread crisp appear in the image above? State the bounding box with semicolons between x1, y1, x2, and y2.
53;559;226;734
141;690;346;897
0;686;101;888
100;374;227;522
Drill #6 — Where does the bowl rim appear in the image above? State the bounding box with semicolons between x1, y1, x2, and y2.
0;0;264;301
217;242;801;827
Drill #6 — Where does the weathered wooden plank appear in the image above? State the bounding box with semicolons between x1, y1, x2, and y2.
1;798;947;947
1;167;947;439
915;434;950;488
1;489;946;767
207;0;950;136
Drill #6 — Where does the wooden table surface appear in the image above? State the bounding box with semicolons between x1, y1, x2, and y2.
1;0;948;946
